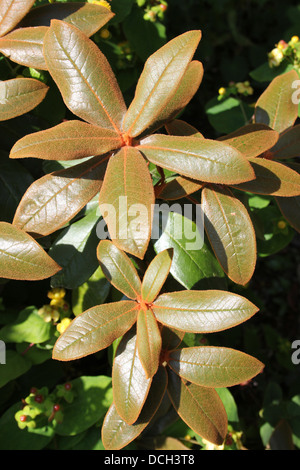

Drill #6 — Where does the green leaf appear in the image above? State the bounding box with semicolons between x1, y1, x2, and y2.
165;119;204;138
202;185;257;285
232;158;300;197
0;350;31;388
255;70;299;133
122;3;165;60
141;249;173;303
72;265;110;316
270;124;300;160
112;329;152;425
0;306;53;344
138;134;255;184
54;376;113;436
102;365;168;450
43;19;126;131
0;0;35;37
12;154;108;237
152;290;258;333
98;146;155;259
218;124;279;158
97;240;142;300
48;207;100;289
136;308;162;379
169;346;264;388
10;120;122;160
0;78;48;121
52;300;138;361
205;96;253;135
0;222;61;281
123;30;201;138
153;210;226;290
167;368;227;446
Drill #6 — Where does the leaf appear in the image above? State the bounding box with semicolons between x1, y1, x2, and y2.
145;60;204;136
43;19;126;131
0;350;31;388
0;78;48;121
169;346;264;388
0;27;48;70
122;30;201;138
112;329;152;425
138;134;255;184
232;157;300;197
98;146;155;259
20;2;114;36
0;306;53;344
218;124;279;158
165;119;204;138
54;376;113;436
141;249;173;303
269;124;300;159
136;308;162;379
0;222;61;280
102;366;168;450
255;70;299;133
48;207;100;289
158;176;203;201
72;265;110;316
52;300;137;361
153;210;226;290
152;290;259;333
275;195;300;233
167;369;227;446
0;0;35;37
202;185;257;285
97;240;142;300
205;96;254;135
10;120;122;160
12;154;108;237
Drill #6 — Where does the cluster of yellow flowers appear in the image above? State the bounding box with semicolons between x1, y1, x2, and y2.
218;80;254;99
38;288;72;334
268;36;299;68
88;0;111;10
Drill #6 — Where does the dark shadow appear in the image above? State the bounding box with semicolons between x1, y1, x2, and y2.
17;3;86;28
234;159;283;194
253;107;270;128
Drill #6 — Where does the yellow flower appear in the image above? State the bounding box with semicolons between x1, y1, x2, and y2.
88;0;111;10
100;28;110;39
57;317;72;334
50;297;65;308
291;35;299;44
218;87;226;96
277;220;287;230
47;287;66;300
268;47;284;67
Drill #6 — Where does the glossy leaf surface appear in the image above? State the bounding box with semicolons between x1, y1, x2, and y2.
270;125;300;159
52;300;138;361
98;146;155;259
219;124;279;158
0;27;48;69
152;290;258;333
141;248;173;303
102;366;167;450
0;0;35;37
233;157;300;197
0;222;61;280
136;308;162;378
10;120;122;160
12;154;108;237
169;346;264;387
255;70;299;133
122;30;201;138
0;78;48;121
43;20;126;131
167;369;227;446
202;185;257;285
97;240;142;300
138;134;255;184
113;329;152;424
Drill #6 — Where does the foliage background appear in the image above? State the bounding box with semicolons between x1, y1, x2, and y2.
0;0;300;450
